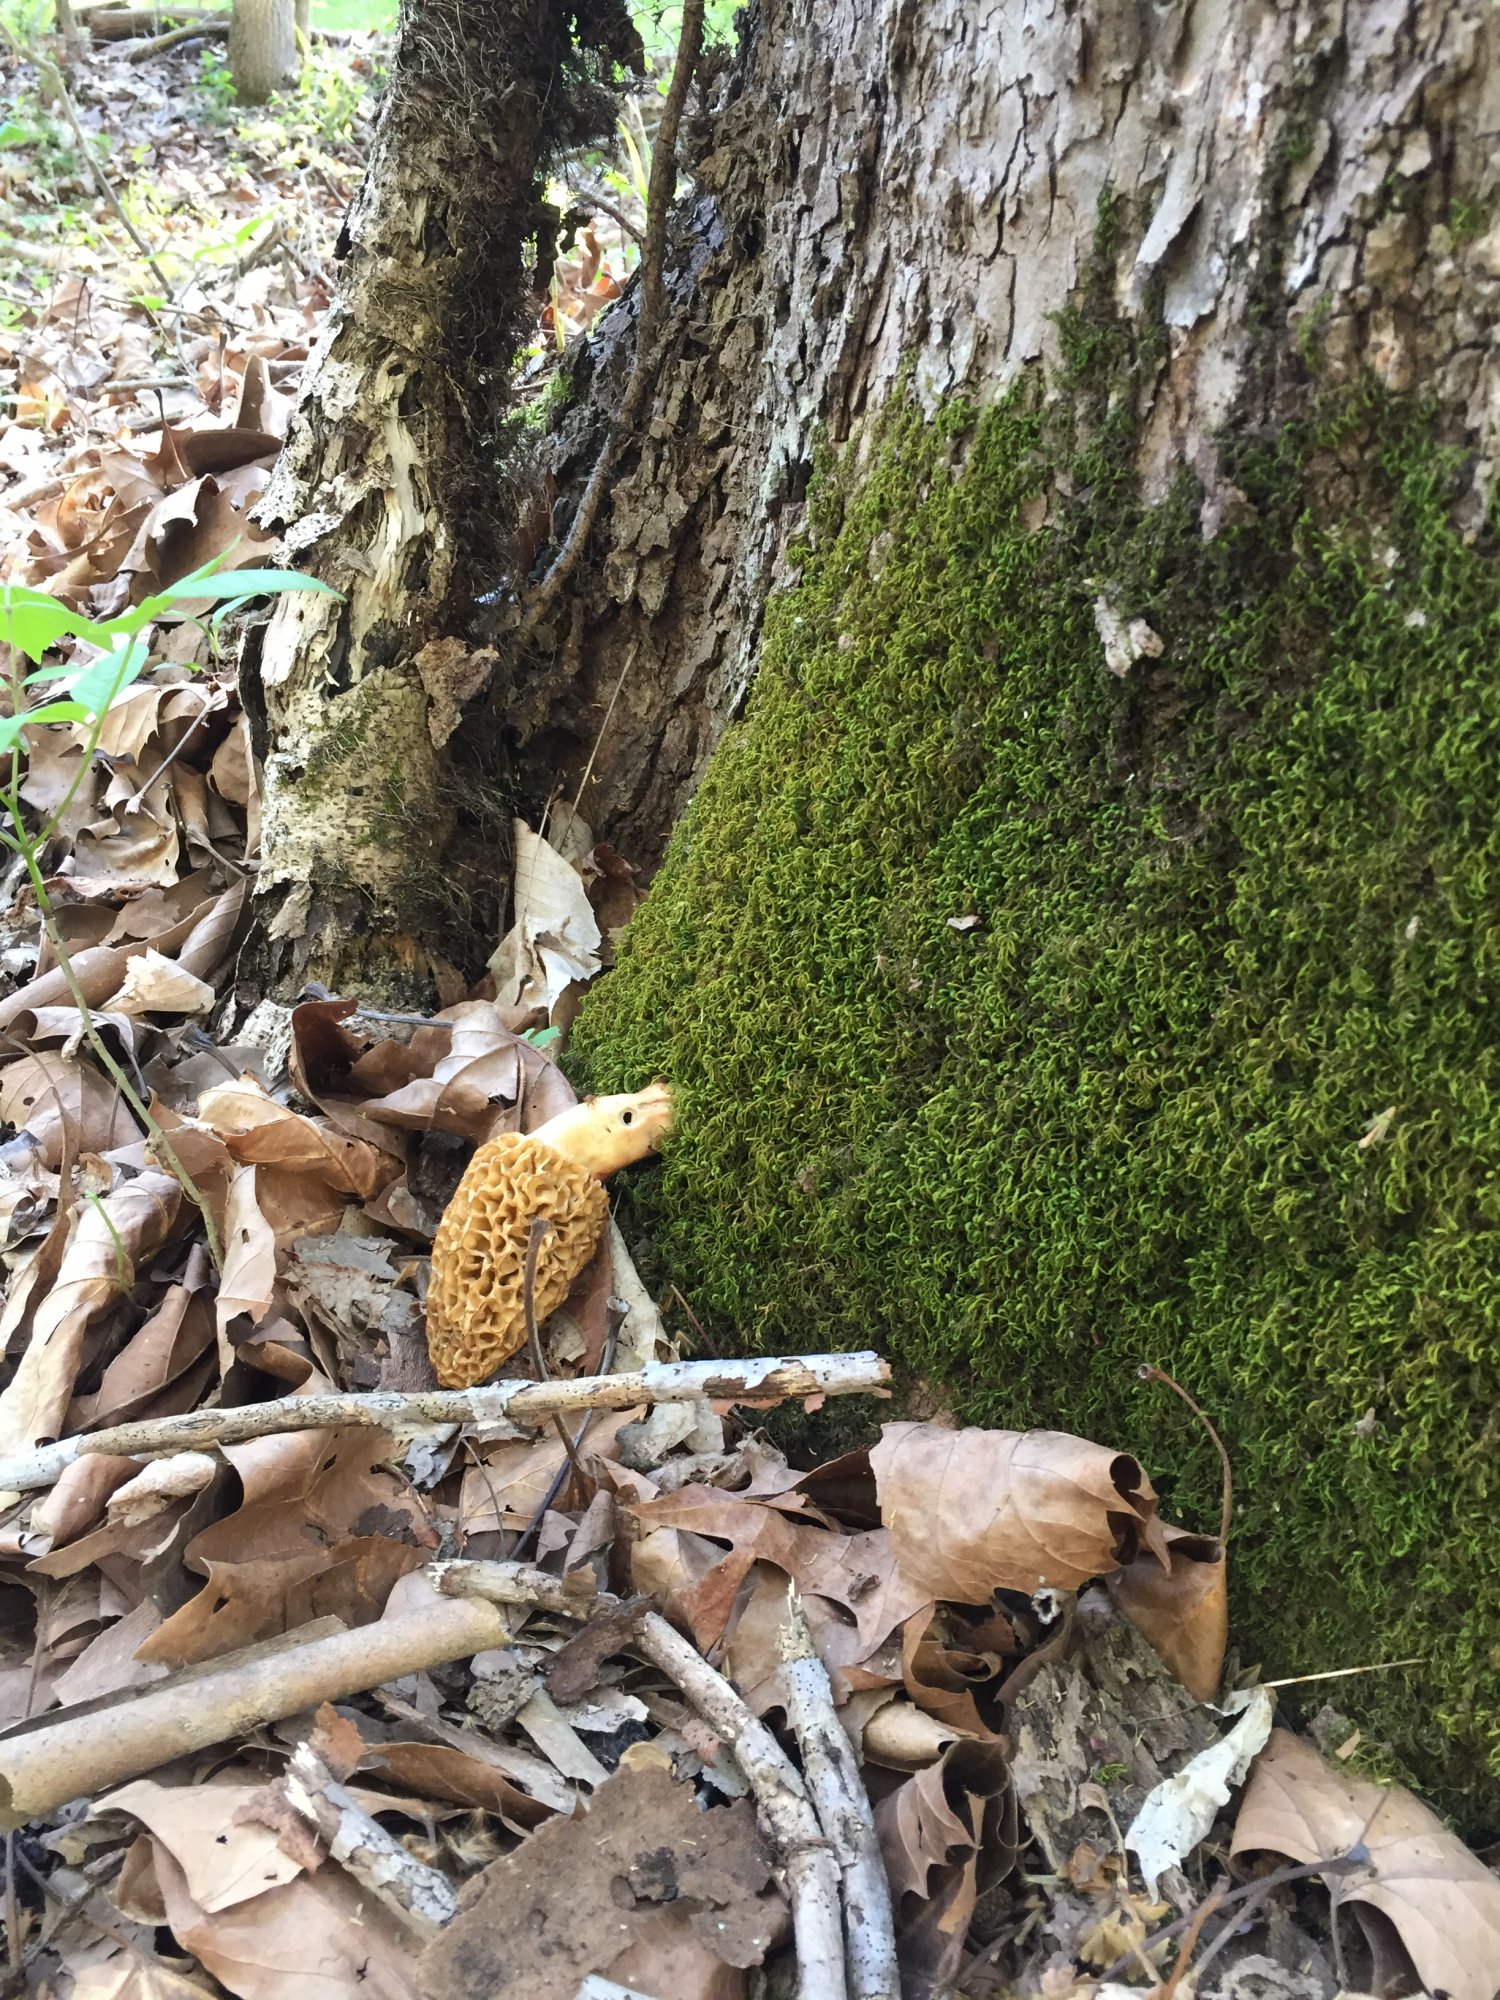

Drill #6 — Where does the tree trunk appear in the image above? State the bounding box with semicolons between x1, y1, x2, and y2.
245;0;1500;1814
245;0;640;1000
228;0;299;102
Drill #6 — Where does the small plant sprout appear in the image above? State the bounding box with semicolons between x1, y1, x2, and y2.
0;558;341;1263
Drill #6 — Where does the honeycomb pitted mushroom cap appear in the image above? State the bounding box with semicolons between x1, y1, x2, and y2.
424;1084;673;1390
425;1133;609;1389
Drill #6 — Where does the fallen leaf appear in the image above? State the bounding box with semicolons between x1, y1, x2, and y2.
105;948;217;1017
151;1832;421;2000
488;819;602;1021
1126;1684;1274;1896
870;1422;1169;1602
71;1950;218;2000
1107;1525;1227;1704
0;1050;139;1166
875;1739;1015;2000
101;1775;305;1911
0;1169;182;1465
1232;1727;1500;2000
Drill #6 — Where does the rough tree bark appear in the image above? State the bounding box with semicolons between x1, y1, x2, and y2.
245;0;640;1000
228;0;299;103
509;0;1500;865
248;0;1499;1001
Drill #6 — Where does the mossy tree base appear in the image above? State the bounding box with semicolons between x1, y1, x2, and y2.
574;356;1500;1829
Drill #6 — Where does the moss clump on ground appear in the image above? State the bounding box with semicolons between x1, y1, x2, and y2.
572;348;1500;1826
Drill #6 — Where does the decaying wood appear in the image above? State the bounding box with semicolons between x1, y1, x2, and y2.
283;1736;460;1930
0;1597;505;1826
0;1351;889;1492
780;1592;898;2000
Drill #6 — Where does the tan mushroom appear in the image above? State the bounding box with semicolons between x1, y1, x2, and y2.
425;1082;674;1389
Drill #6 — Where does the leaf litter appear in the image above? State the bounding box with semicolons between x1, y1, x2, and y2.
0;22;1496;2000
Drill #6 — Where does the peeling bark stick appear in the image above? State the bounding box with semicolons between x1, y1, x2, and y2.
0;1352;890;1492
439;1560;848;2000
0;1597;506;1827
283;1737;459;1931
780;1593;898;2000
515;0;705;646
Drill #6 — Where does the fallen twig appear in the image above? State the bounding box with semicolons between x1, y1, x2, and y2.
282;1736;459;1931
43;65;175;298
781;1591;898;2000
437;1559;848;2000
0;1351;890;1492
0;1597;506;1825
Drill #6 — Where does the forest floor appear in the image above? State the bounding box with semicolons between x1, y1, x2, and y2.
0;12;1495;2000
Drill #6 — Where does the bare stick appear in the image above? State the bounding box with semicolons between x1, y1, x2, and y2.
43;66;175;297
282;1738;459;1930
780;1592;897;2000
437;1560;846;2000
126;18;227;54
0;1598;506;1824
515;0;704;645
0;1352;890;1492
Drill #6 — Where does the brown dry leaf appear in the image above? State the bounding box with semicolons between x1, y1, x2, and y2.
876;1739;1016;2000
139;1428;435;1664
418;1764;780;2000
870;1422;1169;1602
71;1950;218;2000
1107;1525;1227;1704
355;1000;573;1144
150;1833;421;2000
625;1483;930;1694
197;1076;397;1198
73;1246;216;1429
0;1051;139;1167
101;1775;305;1911
1231;1727;1500;2000
0;1169;182;1466
105;949;218;1018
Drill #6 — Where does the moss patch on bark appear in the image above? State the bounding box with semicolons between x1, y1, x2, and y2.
572;339;1500;1825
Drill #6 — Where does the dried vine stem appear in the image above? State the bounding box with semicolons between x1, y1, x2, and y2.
515;0;705;645
0;1352;891;1492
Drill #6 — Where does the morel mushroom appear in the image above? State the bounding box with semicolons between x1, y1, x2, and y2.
425;1083;674;1388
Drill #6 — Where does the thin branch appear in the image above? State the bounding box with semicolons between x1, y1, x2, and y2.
282;1738;459;1931
781;1591;898;2000
0;1599;508;1823
43;66;175;296
0;1352;892;1492
515;0;704;645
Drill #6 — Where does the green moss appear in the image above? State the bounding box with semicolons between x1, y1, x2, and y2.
573;343;1500;1827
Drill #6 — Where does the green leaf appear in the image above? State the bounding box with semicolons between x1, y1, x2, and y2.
0;702;90;754
1;588;97;664
149;568;341;606
65;637;151;717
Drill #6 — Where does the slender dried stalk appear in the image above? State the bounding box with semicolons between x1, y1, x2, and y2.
780;1593;898;2000
0;1352;891;1493
437;1560;848;2000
